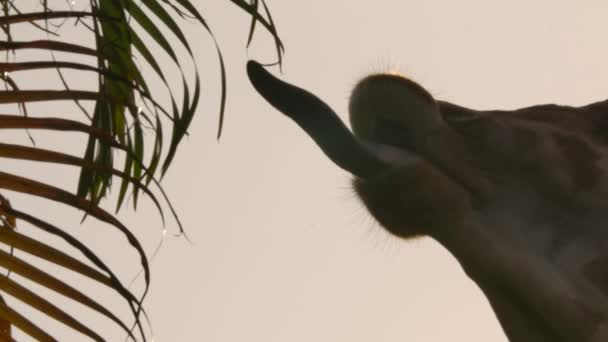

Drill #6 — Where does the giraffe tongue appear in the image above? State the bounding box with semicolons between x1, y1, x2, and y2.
247;60;389;179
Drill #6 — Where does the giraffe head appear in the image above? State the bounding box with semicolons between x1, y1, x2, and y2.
247;60;608;341
247;61;472;239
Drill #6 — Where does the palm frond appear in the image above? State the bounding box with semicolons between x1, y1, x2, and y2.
0;0;283;340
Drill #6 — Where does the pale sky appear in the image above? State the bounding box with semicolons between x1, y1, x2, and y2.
6;1;608;341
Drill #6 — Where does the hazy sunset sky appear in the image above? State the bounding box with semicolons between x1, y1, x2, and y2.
8;1;608;341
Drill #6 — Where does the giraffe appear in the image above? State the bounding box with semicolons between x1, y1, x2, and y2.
247;60;608;342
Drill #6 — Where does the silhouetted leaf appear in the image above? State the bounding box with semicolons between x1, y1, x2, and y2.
0;250;133;338
0;300;52;341
0;275;103;341
0;1;284;339
0;40;97;56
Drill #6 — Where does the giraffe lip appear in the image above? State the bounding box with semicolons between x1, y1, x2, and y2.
247;60;389;179
360;141;419;168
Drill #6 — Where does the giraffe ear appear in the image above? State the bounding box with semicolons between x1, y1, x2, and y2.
247;61;388;179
